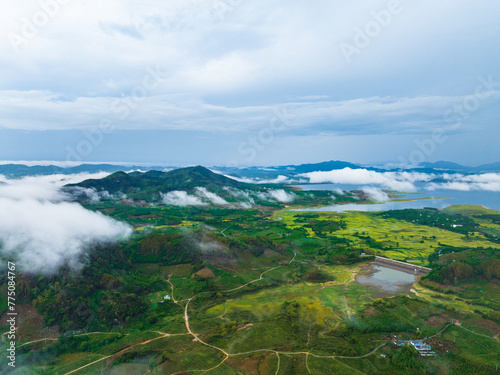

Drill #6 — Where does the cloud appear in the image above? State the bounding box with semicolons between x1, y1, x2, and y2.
228;174;307;185
69;187;116;204
0;173;132;273
162;187;229;206
223;187;256;208
197;241;228;256
1;90;498;137
427;173;500;192
299;168;434;191
194;187;228;205
0;199;132;274
224;187;255;203
0;172;111;201
331;187;345;195
258;189;295;203
1;1;499;165
161;190;207;206
362;187;390;202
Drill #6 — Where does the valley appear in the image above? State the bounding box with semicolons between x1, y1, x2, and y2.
1;178;499;374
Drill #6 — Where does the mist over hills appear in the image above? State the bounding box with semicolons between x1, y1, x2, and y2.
2;160;500;180
63;166;298;205
67;166;253;197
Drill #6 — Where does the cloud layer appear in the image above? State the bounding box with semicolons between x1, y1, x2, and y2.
427;173;500;192
161;186;295;207
0;173;132;273
299;168;434;191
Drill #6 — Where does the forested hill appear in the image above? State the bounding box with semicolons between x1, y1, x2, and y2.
65;166;259;197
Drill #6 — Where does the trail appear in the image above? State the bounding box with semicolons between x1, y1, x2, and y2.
166;275;178;303
14;332;126;349
222;266;282;293
16;338;58;348
428;323;452;339
454;323;499;339
221;226;230;238
63;332;187;375
306;324;312;346
62;253;388;374
217;300;229;321
305;353;312;374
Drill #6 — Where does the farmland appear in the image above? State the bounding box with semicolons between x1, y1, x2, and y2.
0;201;499;374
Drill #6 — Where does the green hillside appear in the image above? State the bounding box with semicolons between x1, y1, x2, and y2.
65;166;257;201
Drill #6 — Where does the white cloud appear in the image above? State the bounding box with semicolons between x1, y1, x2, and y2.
362;187;390;202
161;190;207;206
0;172;111;201
298;168;438;191
427;173;500;192
69;187;115;204
1;1;499;164
237;201;253;209
223;187;255;208
228;174;307;185
0;173;132;273
194;187;228;205
161;187;229;206
1;90;498;135
258;189;295;203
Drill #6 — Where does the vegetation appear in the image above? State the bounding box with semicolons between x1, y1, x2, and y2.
1;186;499;374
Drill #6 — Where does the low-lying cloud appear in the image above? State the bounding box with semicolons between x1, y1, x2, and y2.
361;187;390;202
161;190;208;206
227;174;305;185
299;168;434;191
258;189;296;203
426;173;500;192
0;173;132;273
195;187;228;205
0;199;132;273
161;187;228;206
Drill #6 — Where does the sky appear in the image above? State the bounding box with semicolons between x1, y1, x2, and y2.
1;0;499;167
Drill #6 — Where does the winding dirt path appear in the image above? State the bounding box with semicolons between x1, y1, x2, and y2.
61;254;389;374
63;332;188;375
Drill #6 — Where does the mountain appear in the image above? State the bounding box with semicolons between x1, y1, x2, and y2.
132;166;250;191
65;166;256;201
476;161;500;172
420;161;500;173
278;160;362;173
4;159;500;182
419;161;472;171
0;163;166;178
217;160;367;180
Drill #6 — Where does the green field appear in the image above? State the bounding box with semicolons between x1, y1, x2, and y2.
1;203;499;374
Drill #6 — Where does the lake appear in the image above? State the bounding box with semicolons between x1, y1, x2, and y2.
357;264;416;296
295;182;500;212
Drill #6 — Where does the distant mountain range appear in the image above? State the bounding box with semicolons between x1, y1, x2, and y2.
0;163;164;178
2;159;500;179
420;161;500;172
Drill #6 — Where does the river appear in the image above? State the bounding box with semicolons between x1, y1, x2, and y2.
295;182;500;212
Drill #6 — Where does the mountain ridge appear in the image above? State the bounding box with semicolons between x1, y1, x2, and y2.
65;166;258;202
